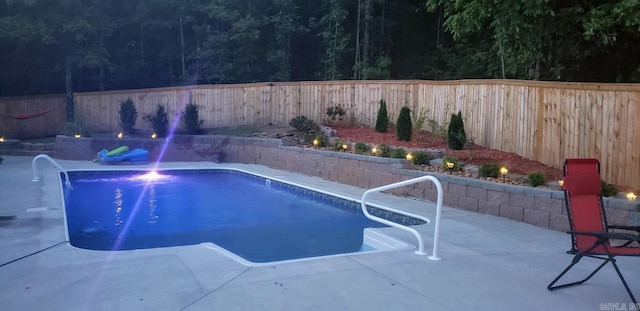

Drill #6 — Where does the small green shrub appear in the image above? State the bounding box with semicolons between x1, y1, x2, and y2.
390;148;407;159
119;98;137;134
442;156;461;171
289;116;318;132
447;111;467;150
527;171;546;187
354;142;368;154
601;180;618;197
411;107;429;130
427;119;448;137
375;99;389;133
183;103;203;134
479;163;501;178
313;135;327;148
396;106;412;141
375;144;391;157
326;105;346;121
143;105;169;138
333;138;349;151
411;150;432;165
64;120;89;137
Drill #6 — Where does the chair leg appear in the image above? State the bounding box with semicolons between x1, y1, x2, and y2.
609;258;638;304
548;254;609;290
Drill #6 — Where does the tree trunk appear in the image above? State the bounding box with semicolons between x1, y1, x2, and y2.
180;16;186;80
354;0;361;79
99;32;105;91
363;0;371;79
65;56;74;122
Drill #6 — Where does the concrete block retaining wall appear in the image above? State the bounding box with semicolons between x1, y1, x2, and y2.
54;135;640;231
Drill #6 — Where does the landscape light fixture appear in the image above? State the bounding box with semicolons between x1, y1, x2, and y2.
406;153;414;162
627;192;637;201
74;133;81;138
313;138;319;148
342;143;348;151
446;161;454;174
117;132;123;139
151;133;157;139
500;166;508;182
372;147;377;156
558;179;564;188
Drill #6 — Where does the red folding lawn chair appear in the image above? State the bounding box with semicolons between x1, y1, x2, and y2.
548;158;640;303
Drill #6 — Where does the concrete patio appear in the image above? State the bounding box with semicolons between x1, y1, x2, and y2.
0;155;637;310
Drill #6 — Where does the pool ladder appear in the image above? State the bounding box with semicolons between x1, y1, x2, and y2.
32;154;71;187
361;175;443;261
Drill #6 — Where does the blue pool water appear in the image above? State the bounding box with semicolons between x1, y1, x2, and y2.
62;169;423;263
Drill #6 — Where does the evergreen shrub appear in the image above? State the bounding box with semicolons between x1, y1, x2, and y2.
119;98;137;134
411;150;432;165
390;148;407;159
447;111;467;150
289;116;318;132
375;99;389;133
527;171;546;187
601;180;618;197
143;105;169;138
354;142;368;154
183;103;203;134
479;163;501;178
376;144;391;157
396;106;412;141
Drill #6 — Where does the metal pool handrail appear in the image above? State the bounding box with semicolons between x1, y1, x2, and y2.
32;154;71;187
360;175;443;261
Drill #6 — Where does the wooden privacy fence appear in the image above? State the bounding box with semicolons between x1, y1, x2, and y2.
1;80;639;190
0;94;66;139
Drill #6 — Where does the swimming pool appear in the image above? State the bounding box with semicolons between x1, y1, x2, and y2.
61;169;424;265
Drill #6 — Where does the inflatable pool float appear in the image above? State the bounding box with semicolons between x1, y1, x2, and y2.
96;146;149;164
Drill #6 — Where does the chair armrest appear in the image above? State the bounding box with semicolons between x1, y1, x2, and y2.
567;230;640;242
608;225;640;233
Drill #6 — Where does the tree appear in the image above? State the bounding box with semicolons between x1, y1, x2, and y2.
265;0;305;81
313;0;349;80
426;0;554;80
119;98;138;134
1;0;638;99
375;99;389;132
426;0;640;82
0;0;125;119
396;106;412;141
447;111;466;150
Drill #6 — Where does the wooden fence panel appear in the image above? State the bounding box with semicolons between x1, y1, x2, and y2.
631;93;640;190
0;95;66;139
3;80;640;190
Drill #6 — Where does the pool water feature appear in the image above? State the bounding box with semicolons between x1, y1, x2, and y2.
62;169;424;265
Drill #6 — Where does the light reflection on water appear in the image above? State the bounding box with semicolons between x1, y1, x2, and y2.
114;188;123;227
147;184;158;224
132;171;169;182
113;183;158;227
76;171;176;184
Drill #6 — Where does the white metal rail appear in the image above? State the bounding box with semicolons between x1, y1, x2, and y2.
360;175;443;261
32;154;71;187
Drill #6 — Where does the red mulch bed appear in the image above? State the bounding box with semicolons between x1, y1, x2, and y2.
332;126;563;181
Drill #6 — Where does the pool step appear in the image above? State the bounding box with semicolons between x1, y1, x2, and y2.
363;228;414;251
